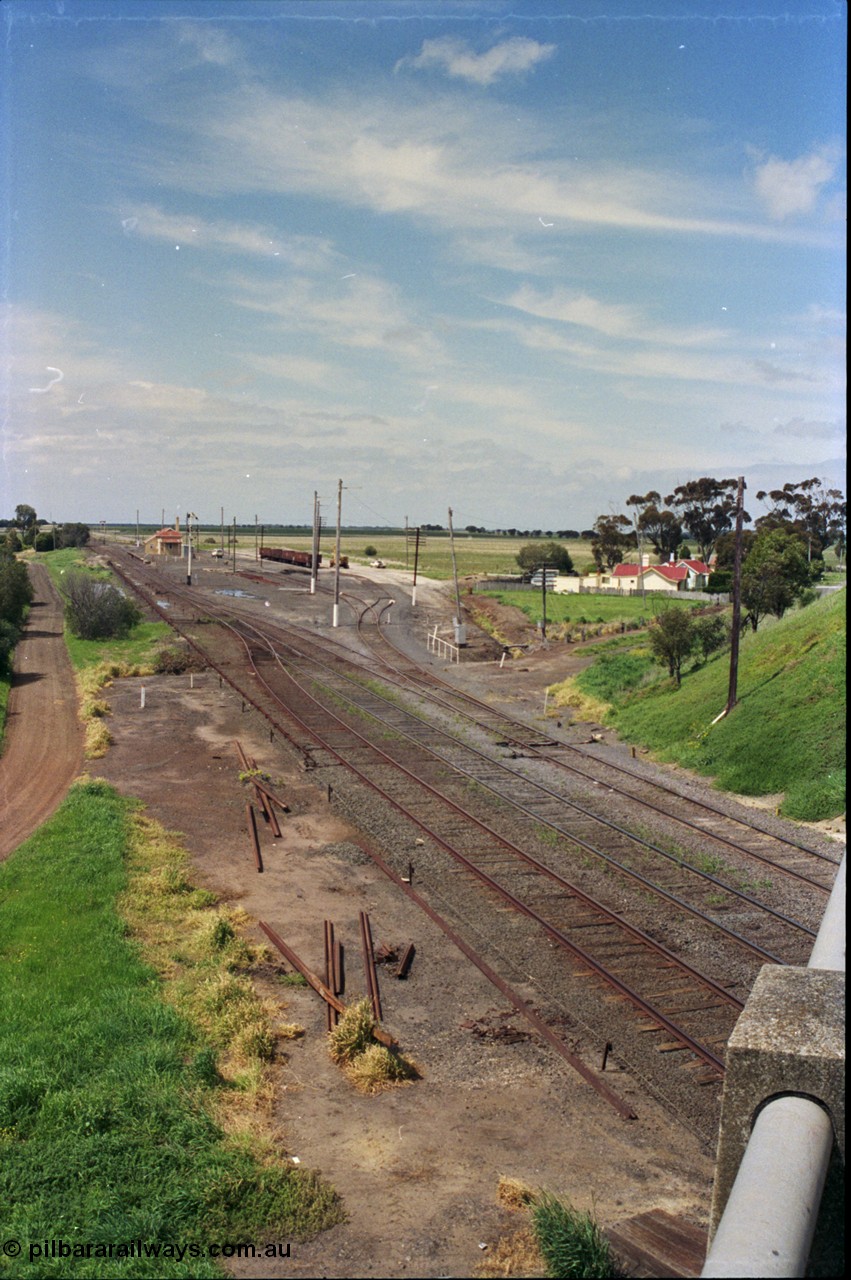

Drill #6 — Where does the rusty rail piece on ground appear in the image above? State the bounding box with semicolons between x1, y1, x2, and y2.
347;844;638;1120
256;786;282;838
359;911;382;1022
234;740;285;835
324;920;339;1030
396;943;415;980
245;803;263;873
254;777;291;814
259;921;395;1049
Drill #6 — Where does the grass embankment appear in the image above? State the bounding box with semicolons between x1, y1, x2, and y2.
0;781;340;1278
550;592;845;821
40;549;171;757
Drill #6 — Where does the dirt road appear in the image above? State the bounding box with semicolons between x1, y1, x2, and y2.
0;563;84;859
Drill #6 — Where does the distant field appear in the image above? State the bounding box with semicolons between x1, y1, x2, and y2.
108;528;595;582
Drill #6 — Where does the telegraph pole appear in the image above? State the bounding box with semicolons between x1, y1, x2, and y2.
311;491;320;595
412;526;421;608
725;475;746;715
447;507;466;646
186;512;197;585
333;479;343;627
541;563;549;641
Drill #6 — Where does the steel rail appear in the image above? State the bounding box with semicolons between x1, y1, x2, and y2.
231;624;734;1074
248;623;815;955
364;608;840;872
218;606;816;962
109;552;737;1071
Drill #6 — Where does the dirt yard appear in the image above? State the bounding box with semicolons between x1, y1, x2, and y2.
2;566;716;1278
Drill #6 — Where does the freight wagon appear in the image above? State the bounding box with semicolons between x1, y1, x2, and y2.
259;546;320;568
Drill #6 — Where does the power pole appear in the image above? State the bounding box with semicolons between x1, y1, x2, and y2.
447;507;466;645
725;475;746;715
333;479;343;627
220;506;225;558
311;491;320;595
412;526;421;608
254;513;258;561
541;563;549;641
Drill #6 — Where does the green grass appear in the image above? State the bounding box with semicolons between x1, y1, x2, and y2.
603;591;846;821
0;781;340;1278
573;649;656;703
531;1193;622;1278
39;549;171;672
485;589;704;627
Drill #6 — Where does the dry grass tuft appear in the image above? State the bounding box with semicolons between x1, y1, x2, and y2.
345;1042;418;1094
475;1226;545;1278
85;719;113;757
497;1175;536;1211
328;998;376;1064
546;676;610;723
328;998;418;1093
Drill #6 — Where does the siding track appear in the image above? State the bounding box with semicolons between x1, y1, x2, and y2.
107;550;841;1136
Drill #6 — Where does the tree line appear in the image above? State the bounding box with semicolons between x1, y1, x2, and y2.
1;504;91;553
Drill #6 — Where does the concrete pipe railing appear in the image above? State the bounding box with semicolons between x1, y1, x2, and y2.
702;855;845;1278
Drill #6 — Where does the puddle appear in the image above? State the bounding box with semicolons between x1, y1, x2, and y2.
215;588;254;598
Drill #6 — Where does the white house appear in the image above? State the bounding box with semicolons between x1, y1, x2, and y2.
555;557;711;595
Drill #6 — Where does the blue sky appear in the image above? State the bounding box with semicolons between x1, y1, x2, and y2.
1;0;845;532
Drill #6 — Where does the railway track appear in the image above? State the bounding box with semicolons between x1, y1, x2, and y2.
106;548;840;1133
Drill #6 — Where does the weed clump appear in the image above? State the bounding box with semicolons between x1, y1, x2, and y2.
328;998;417;1094
531;1192;621;1278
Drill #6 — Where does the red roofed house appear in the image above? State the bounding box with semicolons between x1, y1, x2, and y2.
555;557;711;595
640;558;711;592
144;519;183;558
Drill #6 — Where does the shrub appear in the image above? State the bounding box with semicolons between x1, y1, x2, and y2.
693;614;728;661
0;554;33;625
532;1193;621;1278
64;570;142;640
154;644;205;674
364;544;377;557
0;618;20;676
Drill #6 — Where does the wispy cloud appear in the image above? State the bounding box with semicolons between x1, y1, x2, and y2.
395;36;556;86
107;76;839;250
501;286;728;348
118;204;336;268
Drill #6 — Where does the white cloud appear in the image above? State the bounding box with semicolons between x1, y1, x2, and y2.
230;271;446;369
111;83;837;250
396;37;556;86
751;145;842;220
118;204;336;268
502;287;727;348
